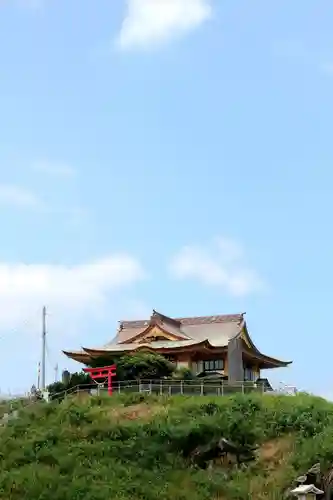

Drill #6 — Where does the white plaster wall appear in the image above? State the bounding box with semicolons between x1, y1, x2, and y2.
176;360;189;369
191;361;203;374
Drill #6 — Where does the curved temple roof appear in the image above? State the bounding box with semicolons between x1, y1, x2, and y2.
63;310;292;368
115;311;243;345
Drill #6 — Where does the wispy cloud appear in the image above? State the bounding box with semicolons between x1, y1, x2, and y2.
119;299;151;320
0;184;44;209
0;181;86;224
0;252;147;393
169;237;265;297
117;0;212;51
0;254;146;336
32;160;76;178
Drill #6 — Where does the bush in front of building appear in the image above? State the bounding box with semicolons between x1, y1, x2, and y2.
172;367;196;380
86;351;176;380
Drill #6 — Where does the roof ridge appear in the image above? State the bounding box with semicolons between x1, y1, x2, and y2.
177;313;242;323
152;309;181;326
120;313;244;328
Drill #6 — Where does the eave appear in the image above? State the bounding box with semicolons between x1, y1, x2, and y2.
242;345;292;369
82;347;121;358
82;339;216;357
240;323;292;369
62;350;92;364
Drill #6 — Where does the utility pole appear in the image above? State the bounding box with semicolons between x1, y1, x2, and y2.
37;362;41;390
41;306;46;391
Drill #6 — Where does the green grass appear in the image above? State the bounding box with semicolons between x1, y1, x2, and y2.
0;397;31;418
0;392;333;499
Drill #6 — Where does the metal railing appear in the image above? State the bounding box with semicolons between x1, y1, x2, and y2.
112;379;268;396
49;379;297;401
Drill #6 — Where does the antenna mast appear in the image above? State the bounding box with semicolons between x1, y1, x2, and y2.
41;306;46;390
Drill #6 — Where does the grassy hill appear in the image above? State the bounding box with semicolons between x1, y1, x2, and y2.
1;392;333;499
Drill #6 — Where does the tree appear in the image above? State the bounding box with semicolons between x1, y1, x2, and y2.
47;352;176;399
47;371;91;399
172;367;196;380
87;352;175;380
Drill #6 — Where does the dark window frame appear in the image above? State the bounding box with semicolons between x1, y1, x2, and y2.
203;359;224;372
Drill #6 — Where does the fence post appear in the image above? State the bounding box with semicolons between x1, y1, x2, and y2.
169;384;172;396
160;379;163;396
149;380;152;395
200;381;204;396
221;381;224;397
118;382;121;394
180;380;183;395
242;382;244;395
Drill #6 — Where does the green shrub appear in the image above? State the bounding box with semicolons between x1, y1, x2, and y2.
1;393;333;499
87;352;176;380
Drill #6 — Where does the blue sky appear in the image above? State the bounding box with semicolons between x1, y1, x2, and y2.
0;0;332;396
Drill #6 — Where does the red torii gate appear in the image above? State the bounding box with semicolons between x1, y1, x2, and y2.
83;365;117;396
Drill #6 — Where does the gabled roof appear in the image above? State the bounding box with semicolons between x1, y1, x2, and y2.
114;310;244;347
121;321;191;344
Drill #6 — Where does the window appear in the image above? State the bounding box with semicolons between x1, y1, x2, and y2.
244;367;255;381
203;359;224;372
165;355;176;362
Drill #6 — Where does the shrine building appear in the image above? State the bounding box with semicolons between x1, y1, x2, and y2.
63;310;291;383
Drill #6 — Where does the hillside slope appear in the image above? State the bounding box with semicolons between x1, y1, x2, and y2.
1;392;333;499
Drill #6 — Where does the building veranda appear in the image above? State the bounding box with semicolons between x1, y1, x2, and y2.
63;310;291;387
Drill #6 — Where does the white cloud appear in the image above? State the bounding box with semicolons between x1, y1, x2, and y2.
0;254;145;337
117;0;212;50
170;237;265;296
32;160;76;178
120;299;151;320
0;184;43;209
